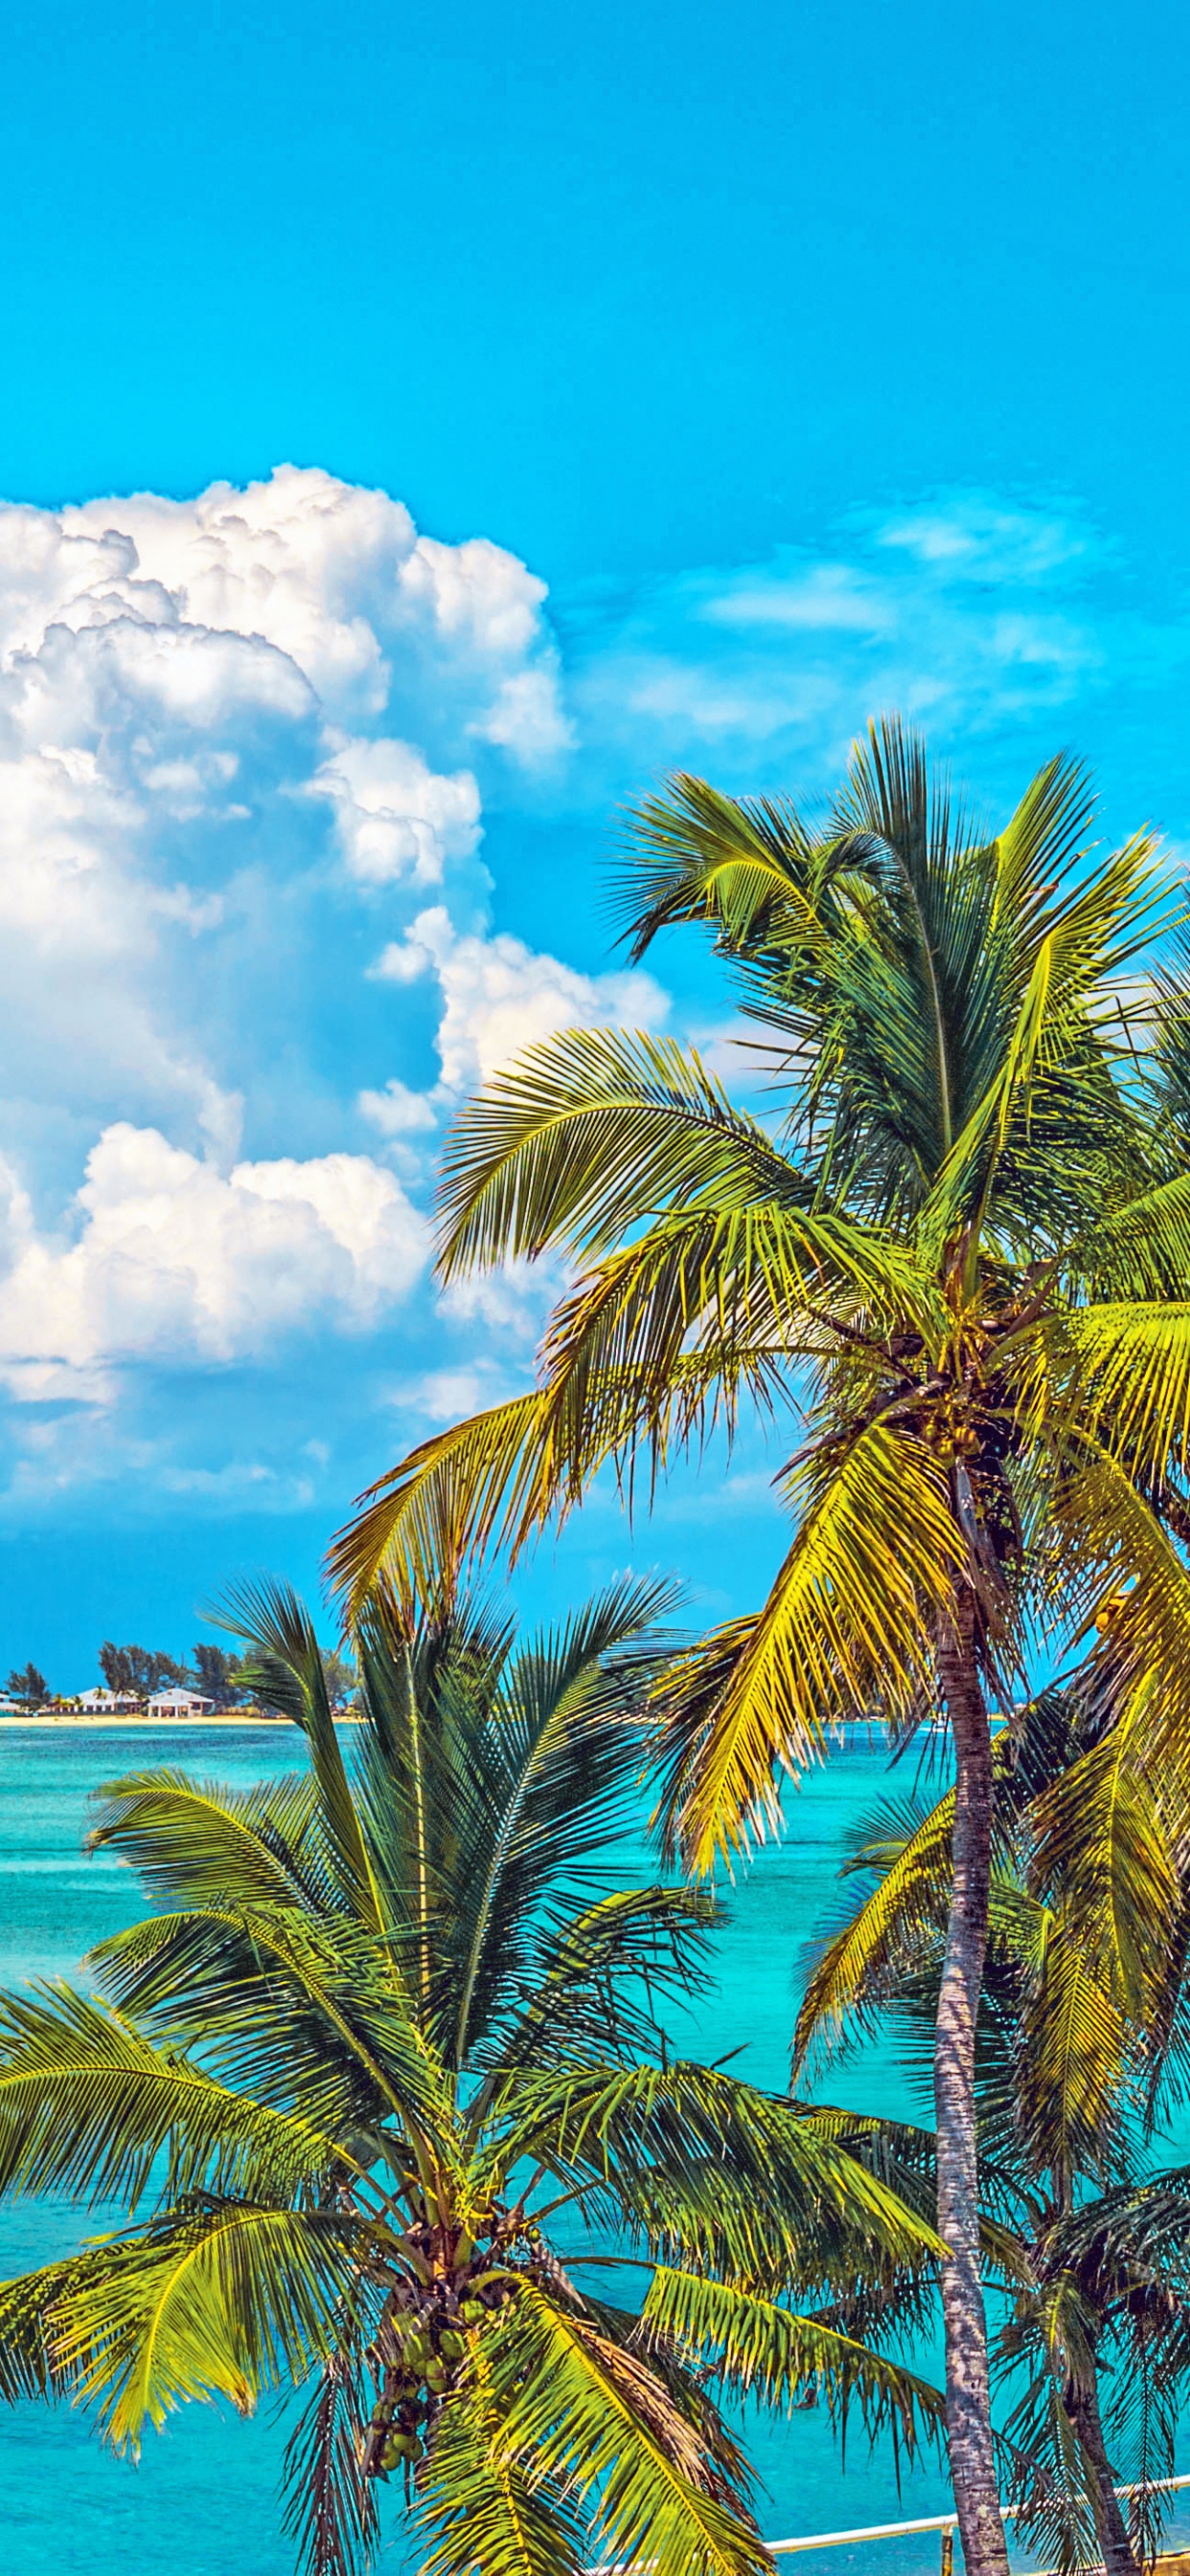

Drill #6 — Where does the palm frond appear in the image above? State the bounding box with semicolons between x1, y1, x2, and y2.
89;1902;447;2137
86;1770;326;1912
1048;1300;1190;1488
417;2335;586;2576
488;1886;718;2079
995;2274;1105;2576
642;2267;945;2460
327;1394;555;1621
1028;1468;1188;2016
446;1576;680;2065
0;2245;123;2399
284;2342;380;2576
615;771;825;967
792;1784;956;2075
915;825;1164;1260
498;2059;944;2283
1012;1912;1130;2191
0;1983;344;2208
50;2202;366;2449
217;1579;385;1931
1072;1172;1190;1300
436;1025;804;1274
659;1422;963;1872
479;2281;772;2576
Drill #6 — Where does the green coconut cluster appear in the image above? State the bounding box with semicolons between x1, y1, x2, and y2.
372;2268;512;2478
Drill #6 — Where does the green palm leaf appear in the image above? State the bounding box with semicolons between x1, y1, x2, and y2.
642;2266;945;2457
615;770;827;966
326;1393;554;1619
497;2058;944;2281
284;2345;380;2576
661;1422;963;1871
479;2281;772;2576
0;1984;344;2207
217;1579;386;1931
50;2202;367;2447
792;1784;958;2074
417;2338;585;2576
86;1769;326;1911
437;1025;804;1274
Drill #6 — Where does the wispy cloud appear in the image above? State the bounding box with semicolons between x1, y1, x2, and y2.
561;491;1187;799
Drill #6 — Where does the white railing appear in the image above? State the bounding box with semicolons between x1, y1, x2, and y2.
764;2470;1190;2564
592;2472;1190;2575
768;2507;970;2552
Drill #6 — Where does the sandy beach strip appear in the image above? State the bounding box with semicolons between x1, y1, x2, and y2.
0;1713;350;1729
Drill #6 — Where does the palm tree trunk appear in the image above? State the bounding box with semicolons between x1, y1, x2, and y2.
1065;2374;1139;2576
936;1598;1009;2576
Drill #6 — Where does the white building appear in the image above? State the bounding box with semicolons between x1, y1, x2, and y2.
75;1688;139;1714
147;1688;213;1718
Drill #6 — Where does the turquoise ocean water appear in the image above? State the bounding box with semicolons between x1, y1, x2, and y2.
0;1723;1186;2576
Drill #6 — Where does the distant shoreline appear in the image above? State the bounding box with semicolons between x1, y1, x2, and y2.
0;1714;315;1730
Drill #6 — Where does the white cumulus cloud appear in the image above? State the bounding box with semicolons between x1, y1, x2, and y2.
369;905;668;1097
0;464;567;1145
312;734;482;886
46;471;569;754
0;463;576;1454
0;1124;428;1399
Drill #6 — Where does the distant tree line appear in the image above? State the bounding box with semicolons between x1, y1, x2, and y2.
3;1642;356;1710
98;1641;243;1705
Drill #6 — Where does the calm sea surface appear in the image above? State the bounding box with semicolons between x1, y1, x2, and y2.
0;1723;1184;2576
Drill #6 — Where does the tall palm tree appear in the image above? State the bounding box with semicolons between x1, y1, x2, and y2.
0;1576;942;2576
794;1677;1190;2576
329;720;1190;2576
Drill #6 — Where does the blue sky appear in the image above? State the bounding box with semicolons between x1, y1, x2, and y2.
0;0;1187;1680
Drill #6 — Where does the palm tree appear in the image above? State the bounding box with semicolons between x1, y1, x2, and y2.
0;1575;943;2576
794;1677;1190;2576
995;2178;1190;2576
329;719;1190;2576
